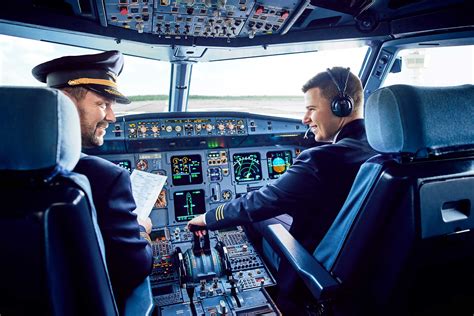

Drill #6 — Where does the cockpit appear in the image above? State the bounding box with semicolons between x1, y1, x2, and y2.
1;0;474;315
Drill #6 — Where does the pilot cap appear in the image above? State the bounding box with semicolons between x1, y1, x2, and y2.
32;50;131;104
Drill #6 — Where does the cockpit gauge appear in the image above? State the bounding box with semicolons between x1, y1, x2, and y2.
136;159;148;171
171;155;203;186
128;123;137;138
233;153;262;183
174;189;206;222
267;150;292;179
112;160;132;173
139;124;147;134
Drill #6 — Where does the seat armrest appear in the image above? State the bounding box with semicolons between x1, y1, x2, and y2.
123;277;154;316
266;224;340;300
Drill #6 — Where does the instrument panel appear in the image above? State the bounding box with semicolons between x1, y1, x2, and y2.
91;112;311;315
107;145;301;225
103;0;302;40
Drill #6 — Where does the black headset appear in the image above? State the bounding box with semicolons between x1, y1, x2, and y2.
326;67;353;117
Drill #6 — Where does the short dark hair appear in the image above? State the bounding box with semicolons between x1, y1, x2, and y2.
302;67;363;110
61;86;89;102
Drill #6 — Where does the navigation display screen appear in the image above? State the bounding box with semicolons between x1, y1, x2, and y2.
267;150;292;179
112;160;132;173
171;155;203;186
233;152;262;183
174;189;206;222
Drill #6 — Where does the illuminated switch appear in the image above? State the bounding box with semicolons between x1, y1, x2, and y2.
255;6;264;15
120;6;128;15
280;10;289;19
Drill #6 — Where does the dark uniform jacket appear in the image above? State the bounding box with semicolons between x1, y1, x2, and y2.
74;155;153;308
206;119;375;248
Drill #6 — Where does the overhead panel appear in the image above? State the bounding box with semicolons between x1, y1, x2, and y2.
104;0;301;40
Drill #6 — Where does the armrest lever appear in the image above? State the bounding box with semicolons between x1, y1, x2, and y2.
266;224;340;300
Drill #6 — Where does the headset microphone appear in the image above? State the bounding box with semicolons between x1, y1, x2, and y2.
303;126;313;139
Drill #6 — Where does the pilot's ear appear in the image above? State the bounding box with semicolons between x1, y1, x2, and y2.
59;89;80;107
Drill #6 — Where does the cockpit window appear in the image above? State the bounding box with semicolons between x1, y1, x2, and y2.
383;45;474;87
0;34;171;116
188;46;368;119
0;34;367;118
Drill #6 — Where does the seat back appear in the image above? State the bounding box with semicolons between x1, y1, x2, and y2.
315;85;474;315
0;87;118;315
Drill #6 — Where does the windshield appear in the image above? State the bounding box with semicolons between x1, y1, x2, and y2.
0;34;171;116
1;35;367;119
189;47;368;119
383;45;474;87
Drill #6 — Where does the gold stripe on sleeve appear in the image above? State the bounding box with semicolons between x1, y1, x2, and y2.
216;204;225;221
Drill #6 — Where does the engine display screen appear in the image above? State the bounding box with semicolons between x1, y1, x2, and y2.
174;189;206;222
171;155;203;186
112;160;132;173
233;153;262;183
267;150;292;179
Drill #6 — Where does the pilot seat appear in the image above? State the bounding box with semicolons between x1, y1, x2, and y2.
0;87;151;316
265;84;474;315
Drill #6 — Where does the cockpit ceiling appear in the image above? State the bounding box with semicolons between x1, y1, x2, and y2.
0;0;472;61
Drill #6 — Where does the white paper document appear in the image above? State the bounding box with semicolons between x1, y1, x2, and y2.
130;169;167;220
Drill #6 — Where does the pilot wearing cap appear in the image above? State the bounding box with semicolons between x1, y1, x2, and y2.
32;50;153;310
32;49;130;104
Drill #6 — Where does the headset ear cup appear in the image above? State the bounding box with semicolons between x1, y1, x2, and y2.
331;94;354;117
327;67;354;117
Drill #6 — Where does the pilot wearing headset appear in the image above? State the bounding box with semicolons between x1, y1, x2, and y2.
188;67;376;314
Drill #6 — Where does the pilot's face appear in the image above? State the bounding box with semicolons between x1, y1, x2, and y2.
302;87;343;142
74;90;116;148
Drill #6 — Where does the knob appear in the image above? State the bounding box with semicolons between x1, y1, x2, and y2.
227;122;234;130
140;125;147;133
151;125;159;133
217;123;225;131
175;125;182;132
217;0;226;9
248;29;256;39
136;22;144;33
195;124;202;131
206;124;213;132
218;300;227;315
166;125;173;132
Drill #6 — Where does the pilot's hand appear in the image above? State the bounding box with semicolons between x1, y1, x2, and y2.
138;216;152;234
187;215;207;238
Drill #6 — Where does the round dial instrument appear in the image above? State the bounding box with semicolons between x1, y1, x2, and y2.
233;153;262;183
